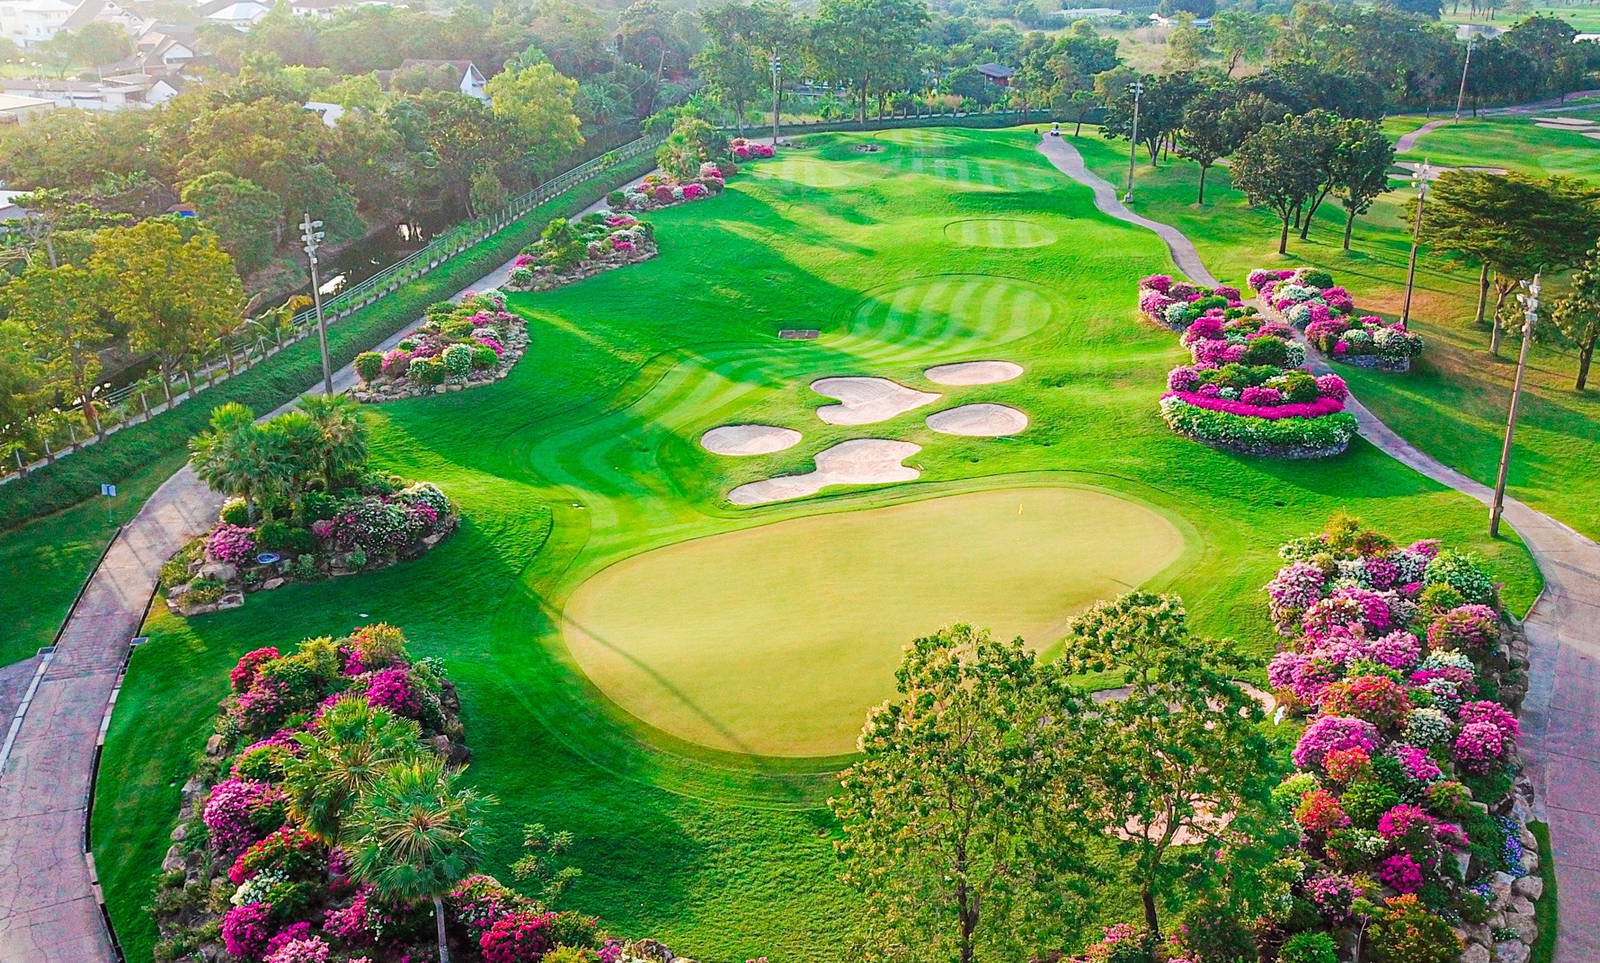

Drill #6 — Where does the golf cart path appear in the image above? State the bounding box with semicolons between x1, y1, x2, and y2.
1038;132;1600;961
1394;88;1600;153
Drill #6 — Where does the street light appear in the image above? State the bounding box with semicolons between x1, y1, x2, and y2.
299;213;333;396
770;53;781;147
1400;160;1430;326
1489;274;1539;537
1124;80;1144;204
1454;36;1477;123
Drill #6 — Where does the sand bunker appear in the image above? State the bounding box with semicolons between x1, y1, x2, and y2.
926;404;1029;437
728;439;921;505
701;424;803;456
923;360;1024;386
812;377;940;425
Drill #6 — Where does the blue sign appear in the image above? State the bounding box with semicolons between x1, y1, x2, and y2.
100;483;117;497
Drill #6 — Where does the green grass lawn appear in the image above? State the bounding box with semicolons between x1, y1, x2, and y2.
1385;108;1600;180
1443;3;1600;33
94;128;1542;962
1078;132;1600;542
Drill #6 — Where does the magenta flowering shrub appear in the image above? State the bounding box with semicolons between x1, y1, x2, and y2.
359;292;517;387
265;937;331;963
365;666;422;718
1379;852;1424;893
1293;716;1381;769
203;777;285;856
209;523;258;565
1426;604;1500;656
222;901;274;958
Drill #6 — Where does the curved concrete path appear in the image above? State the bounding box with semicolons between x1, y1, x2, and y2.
1038;133;1600;961
1394;88;1600;153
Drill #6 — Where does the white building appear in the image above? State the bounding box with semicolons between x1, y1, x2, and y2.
200;0;268;30
2;75;147;109
0;0;78;48
0;92;52;123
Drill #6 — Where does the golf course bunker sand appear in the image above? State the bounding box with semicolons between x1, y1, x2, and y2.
811;376;940;425
700;424;803;456
727;439;920;505
561;486;1190;756
926;403;1029;437
924;360;1024;385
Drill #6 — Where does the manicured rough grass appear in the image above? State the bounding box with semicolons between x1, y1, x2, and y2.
1078;132;1600;541
1531;820;1558;963
565;485;1190;757
96;128;1541;962
1385;108;1600;181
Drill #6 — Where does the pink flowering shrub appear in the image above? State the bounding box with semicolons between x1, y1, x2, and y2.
1379;852;1424;893
1295;788;1351;835
365;667;422;718
202;777;285;855
1293;716;1381;769
480;911;557;963
265;937;330;963
231;647;281;693
222;902;274;958
209;523;257;565
1426;604;1500;656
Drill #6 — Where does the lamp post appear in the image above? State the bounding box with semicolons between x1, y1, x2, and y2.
299;213;333;396
770;53;781;146
1489;274;1539;537
1124;80;1144;203
1454;36;1476;122
1400;160;1430;326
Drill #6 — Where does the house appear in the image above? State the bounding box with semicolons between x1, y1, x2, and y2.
1;75;149;109
391;59;488;100
974;63;1014;87
200;0;268;30
304;100;344;126
290;0;391;19
58;0;148;35
133;24;197;67
0;0;78;48
1148;12;1211;27
0;92;52;123
0;190;30;219
101;68;184;103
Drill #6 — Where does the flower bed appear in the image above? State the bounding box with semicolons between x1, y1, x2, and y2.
1143;274;1358;459
164;479;458;616
728;137;775;162
152;625;646;963
502;212;659;294
1136;273;1245;330
1307;314;1424;373
1249;268;1423;373
1260;514;1544;963
352;292;528;402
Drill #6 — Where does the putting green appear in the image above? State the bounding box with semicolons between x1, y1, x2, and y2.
561;486;1189;757
945;218;1059;249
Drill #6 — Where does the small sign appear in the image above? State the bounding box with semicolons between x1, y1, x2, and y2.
100;484;117;497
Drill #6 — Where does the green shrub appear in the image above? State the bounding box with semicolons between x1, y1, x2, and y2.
1241;335;1292;367
606;189;627;207
1341;778;1401;827
1417;582;1465;614
412;357;447;386
348;546;368;569
1280;931;1337;963
288;554;322;581
1424;551;1497;606
355;352;384;382
183;578;225;606
509;266;534;287
159;538;204;590
1368;894;1461;963
472;345;500;369
1299;269;1335;289
441;319;475;340
219;498;250;527
442;343;474;378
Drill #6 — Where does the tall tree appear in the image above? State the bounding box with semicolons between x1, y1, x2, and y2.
90;219;245;388
349;756;493;963
484;62;584;179
1059;592;1275;940
1550;241;1600;391
1231;116;1328;254
831;624;1094;963
188;402;272;519
1328;119;1396;250
297;393;368;491
1210;10;1277;76
811;0;929;123
180;172;283;276
1175;85;1242;204
3;263;108;436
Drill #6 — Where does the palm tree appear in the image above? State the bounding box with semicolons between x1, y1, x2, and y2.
283;696;424;844
261;410;328;511
188;402;264;520
348;756;494;963
298;393;367;491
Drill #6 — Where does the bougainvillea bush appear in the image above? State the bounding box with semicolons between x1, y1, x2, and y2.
356;292;521;391
1254;514;1531;962
1179;312;1306;368
611;169;728;214
156;625;624;963
728;137;775;161
1137;273;1246;330
1306;314;1424;372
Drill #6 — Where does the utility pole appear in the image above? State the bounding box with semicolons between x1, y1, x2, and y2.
770;52;781;146
1454;36;1477;123
1401;161;1430;326
299;213;333;395
1124;80;1144;204
1490;274;1539;537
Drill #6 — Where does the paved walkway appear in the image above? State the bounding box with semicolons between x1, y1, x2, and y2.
1038;133;1600;961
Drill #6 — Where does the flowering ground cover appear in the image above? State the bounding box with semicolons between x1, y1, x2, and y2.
97;128;1541;962
1074;132;1600;541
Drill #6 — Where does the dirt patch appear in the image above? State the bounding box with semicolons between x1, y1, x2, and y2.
700;424;803;456
728;439;921;505
923;360;1024;386
812;377;940;425
926;404;1029;437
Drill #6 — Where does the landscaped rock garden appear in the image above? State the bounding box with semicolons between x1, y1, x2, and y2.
1250;267;1425;372
502;212;660;294
1260;514;1548;963
351;291;527;402
1140;274;1358;459
166;397;458;616
152;624;656;963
